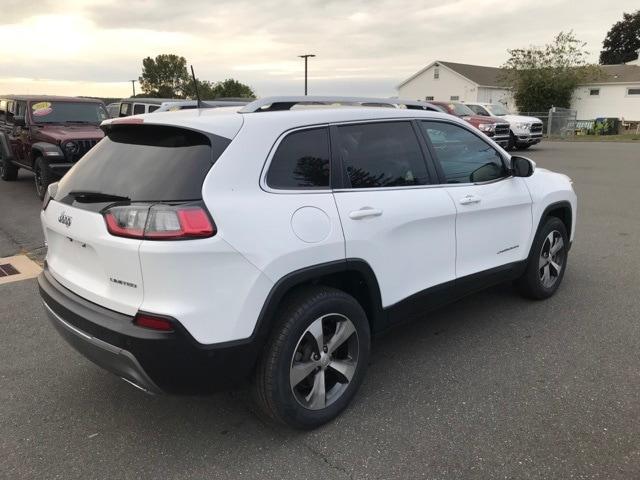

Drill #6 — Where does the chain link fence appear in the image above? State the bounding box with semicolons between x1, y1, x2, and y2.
518;107;578;139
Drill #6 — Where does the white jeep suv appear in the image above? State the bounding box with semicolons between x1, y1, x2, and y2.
38;96;576;429
465;102;544;150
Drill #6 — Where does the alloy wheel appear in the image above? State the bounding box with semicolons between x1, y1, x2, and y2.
290;313;359;410
539;230;565;288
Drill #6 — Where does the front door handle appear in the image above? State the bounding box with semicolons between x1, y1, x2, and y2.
349;207;383;220
459;195;482;205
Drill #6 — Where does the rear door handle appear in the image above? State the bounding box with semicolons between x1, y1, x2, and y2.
459;195;482;205
349;207;383;220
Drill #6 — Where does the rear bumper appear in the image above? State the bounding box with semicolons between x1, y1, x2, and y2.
43;300;162;394
38;267;261;394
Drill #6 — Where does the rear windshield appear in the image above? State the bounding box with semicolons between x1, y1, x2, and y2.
55;124;231;204
448;102;475;117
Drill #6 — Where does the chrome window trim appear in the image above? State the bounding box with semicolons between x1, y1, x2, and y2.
260;116;514;195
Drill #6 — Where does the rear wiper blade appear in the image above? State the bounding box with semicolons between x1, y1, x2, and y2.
68;190;130;203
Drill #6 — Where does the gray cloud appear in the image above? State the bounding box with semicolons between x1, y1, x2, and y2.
0;0;56;24
1;0;638;97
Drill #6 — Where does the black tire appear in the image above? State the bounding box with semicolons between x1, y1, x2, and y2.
34;156;53;200
0;154;18;181
507;132;516;150
253;286;370;429
516;217;569;300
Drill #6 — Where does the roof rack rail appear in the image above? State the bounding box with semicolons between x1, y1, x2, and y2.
238;96;443;113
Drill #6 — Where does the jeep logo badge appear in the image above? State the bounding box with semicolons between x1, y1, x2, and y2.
58;212;72;227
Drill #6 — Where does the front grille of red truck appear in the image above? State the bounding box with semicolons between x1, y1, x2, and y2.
494;123;510;137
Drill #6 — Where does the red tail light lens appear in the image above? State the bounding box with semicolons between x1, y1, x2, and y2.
103;203;215;240
133;313;174;331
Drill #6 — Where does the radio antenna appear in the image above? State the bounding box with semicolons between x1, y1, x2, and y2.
190;65;202;108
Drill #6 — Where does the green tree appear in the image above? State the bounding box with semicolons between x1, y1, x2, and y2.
181;79;218;99
182;77;255;99
599;10;640;65
139;54;189;98
211;79;255;98
501;31;601;112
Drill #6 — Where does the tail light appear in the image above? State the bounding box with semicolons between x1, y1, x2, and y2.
43;182;59;210
103;203;215;240
133;313;174;331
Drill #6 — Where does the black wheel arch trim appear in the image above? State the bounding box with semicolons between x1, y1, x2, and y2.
537;200;573;249
32;142;65;163
250;258;386;347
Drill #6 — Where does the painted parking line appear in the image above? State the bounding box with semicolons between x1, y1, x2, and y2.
0;255;42;285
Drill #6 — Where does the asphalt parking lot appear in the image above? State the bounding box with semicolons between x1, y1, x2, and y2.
1;141;639;479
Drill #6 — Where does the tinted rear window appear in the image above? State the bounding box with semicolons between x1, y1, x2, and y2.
266;128;330;189
56;124;230;204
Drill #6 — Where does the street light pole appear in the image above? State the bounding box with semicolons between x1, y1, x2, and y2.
298;54;315;95
130;80;137;97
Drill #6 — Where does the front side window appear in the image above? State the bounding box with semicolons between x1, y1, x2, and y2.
6;101;14;123
337;121;429;188
133;104;146;115
266;127;330;189
420;121;506;184
120;103;131;117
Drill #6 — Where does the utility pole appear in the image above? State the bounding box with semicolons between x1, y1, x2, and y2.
298;54;316;95
130;80;137;97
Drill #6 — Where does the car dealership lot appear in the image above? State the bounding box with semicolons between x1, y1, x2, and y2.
1;141;639;479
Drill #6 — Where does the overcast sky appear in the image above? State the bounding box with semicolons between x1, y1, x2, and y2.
0;0;637;98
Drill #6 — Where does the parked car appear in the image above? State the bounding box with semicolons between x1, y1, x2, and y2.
430;101;510;148
106;102;121;118
0;95;107;198
38;96;576;429
465;102;544;150
117;98;172;117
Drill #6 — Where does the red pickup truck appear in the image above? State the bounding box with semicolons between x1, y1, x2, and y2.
430;101;510;148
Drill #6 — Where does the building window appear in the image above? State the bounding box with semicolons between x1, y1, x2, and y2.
425;96;434;101
627;88;640;96
589;88;600;96
434;67;439;79
450;95;459;101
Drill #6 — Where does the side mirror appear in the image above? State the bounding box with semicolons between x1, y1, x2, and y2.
511;156;535;177
13;116;26;127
